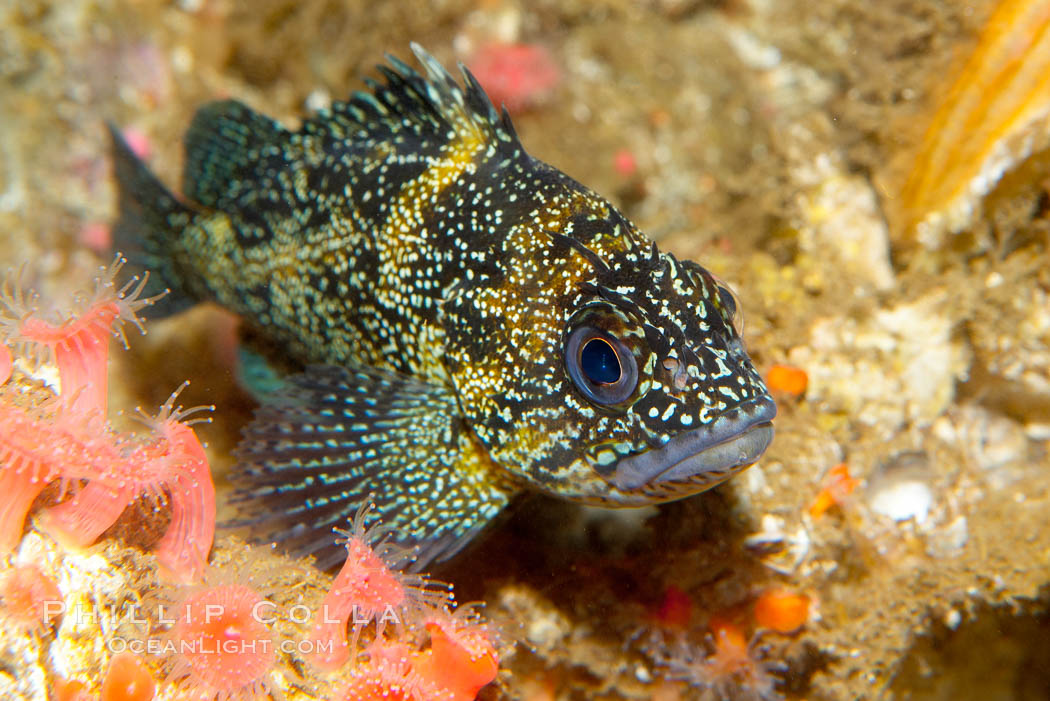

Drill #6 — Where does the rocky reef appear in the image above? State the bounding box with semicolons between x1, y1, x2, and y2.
1;0;1048;699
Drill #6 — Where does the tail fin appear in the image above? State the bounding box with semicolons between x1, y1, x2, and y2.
108;124;198;318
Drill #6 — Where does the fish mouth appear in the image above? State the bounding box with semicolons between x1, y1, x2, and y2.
606;397;777;492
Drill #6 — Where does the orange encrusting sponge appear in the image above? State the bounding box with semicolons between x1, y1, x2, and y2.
100;652;156;701
754;589;810;634
765;364;808;398
809;463;859;519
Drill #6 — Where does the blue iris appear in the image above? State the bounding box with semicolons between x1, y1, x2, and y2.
580;338;621;385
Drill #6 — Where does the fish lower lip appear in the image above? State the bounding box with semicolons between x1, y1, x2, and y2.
607;398;776;492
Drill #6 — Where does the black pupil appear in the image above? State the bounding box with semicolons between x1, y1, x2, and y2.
580;338;621;385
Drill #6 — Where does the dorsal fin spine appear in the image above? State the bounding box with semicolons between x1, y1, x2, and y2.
303;46;523;157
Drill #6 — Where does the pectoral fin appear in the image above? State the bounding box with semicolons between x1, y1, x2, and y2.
225;364;511;571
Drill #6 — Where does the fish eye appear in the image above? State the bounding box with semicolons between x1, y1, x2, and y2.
565;326;638;406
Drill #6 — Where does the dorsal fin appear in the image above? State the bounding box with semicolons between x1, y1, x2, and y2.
180;47;521;215
304;43;521;151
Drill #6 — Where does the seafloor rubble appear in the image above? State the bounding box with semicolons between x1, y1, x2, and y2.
1;0;1049;699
